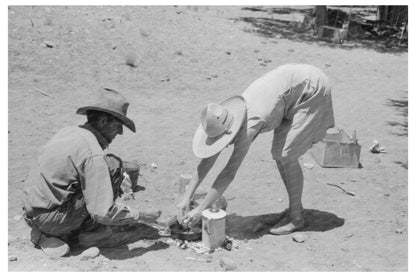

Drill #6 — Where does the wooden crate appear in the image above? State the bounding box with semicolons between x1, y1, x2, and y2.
317;25;348;43
309;129;361;168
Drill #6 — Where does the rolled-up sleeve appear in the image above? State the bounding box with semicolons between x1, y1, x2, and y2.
80;155;139;225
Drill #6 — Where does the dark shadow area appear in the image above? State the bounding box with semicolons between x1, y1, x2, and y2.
385;97;408;137
385;96;407;170
226;209;345;240
99;241;169;260
394;161;408;170
233;6;407;54
68;223;168;259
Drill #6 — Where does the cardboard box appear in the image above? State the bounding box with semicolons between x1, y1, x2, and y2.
309;129;361;168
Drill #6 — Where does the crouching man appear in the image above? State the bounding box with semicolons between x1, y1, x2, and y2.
22;87;161;257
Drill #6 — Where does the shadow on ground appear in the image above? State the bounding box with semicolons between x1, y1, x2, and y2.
385;95;408;170
232;6;407;54
99;241;169;260
226;209;345;240
385;96;408;137
69;223;169;260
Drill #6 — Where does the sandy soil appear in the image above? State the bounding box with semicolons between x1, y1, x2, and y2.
8;6;408;271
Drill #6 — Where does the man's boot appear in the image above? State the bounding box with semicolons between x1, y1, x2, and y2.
30;228;70;258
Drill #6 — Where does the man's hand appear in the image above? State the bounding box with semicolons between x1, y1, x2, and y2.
176;198;191;222
182;207;203;228
139;209;162;223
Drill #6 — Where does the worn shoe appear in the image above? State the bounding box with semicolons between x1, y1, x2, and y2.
269;220;305;235
31;228;70;258
269;210;306;235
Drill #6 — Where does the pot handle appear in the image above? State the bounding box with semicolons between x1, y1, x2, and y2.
203;219;211;235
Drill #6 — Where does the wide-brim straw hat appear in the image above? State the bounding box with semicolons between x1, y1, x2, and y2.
76;87;136;132
193;96;246;158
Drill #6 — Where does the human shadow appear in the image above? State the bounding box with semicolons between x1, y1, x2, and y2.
226;209;345;240
69;223;169;260
385;97;408;137
99;240;169;260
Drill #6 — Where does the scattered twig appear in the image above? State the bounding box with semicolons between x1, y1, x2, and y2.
29;6;35;28
326;182;355;196
29;88;55;99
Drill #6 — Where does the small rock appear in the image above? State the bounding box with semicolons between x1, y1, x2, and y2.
277;197;284;203
395;228;404;234
151;162;158;169
225;51;231;55
219;256;237;271
325;63;331;67
384;193;390;197
43;41;55;48
80;247;100;260
291;233;307;243
175;239;184;247
13;215;22;221
8;255;18;262
254;49;260;53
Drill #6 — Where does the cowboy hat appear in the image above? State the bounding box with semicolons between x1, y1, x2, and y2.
76;87;136;132
192;96;246;158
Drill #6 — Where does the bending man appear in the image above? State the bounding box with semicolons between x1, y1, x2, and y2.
178;64;335;235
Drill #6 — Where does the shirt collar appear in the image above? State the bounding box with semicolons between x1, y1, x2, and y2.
79;123;109;149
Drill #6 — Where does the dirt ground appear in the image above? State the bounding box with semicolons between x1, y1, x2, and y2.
8;6;408;271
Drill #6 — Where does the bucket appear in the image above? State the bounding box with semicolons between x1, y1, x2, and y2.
309;129;361;168
202;206;226;250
